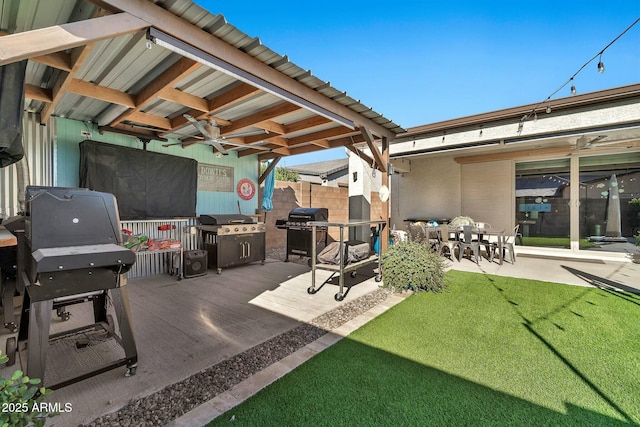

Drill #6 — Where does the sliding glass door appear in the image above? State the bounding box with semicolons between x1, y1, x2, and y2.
578;153;640;254
515;152;640;253
515;159;572;249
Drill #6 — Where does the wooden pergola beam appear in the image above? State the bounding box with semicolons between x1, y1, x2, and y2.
40;44;95;123
67;79;136;108
359;126;386;172
111;57;201;126
258;157;281;185
222;103;301;135
0;13;148;66
345;144;374;166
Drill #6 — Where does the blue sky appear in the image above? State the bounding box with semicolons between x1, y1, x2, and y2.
196;1;640;166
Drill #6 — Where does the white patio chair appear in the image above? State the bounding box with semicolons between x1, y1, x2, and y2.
438;224;457;260
493;224;519;263
456;225;481;263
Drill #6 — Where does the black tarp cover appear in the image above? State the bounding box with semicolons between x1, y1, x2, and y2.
79;140;197;219
0;61;27;168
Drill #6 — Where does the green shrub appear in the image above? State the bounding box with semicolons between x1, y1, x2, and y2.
381;239;448;293
0;353;57;427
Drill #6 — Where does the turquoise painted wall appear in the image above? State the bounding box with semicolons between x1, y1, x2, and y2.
54;117;260;216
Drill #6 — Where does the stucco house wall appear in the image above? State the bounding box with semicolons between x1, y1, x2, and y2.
390;156;461;229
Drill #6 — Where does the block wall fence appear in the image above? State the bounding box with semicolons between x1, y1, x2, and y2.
259;180;384;250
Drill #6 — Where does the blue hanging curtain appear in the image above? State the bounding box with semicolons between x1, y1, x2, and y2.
261;161;275;215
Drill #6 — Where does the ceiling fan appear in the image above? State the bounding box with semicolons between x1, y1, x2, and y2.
574;134;633;150
576;135;608;149
162;114;269;155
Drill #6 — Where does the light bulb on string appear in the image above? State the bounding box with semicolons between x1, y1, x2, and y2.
597;54;605;73
570;78;576;95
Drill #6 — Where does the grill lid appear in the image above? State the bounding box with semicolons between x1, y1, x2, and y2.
288;207;328;221
199;214;254;225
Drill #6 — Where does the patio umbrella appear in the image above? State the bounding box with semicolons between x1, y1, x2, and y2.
605;174;622;238
261;161;275;221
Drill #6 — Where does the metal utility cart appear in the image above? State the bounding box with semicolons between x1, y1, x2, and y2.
308;219;385;301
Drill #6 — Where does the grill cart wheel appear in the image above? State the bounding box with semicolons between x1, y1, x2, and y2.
307;286;317;294
125;365;137;377
56;307;71;321
334;292;344;301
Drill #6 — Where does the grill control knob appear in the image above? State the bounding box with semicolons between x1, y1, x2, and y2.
234;227;239;232
243;227;247;231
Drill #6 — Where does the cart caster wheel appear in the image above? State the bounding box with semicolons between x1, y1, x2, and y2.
217;268;222;275
5;337;16;366
350;271;357;278
125;366;137;377
307;259;313;267
334;293;344;302
57;308;71;321
375;275;382;282
307;287;317;295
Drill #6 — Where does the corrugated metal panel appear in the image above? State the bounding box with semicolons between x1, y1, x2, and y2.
0;112;54;219
120;218;198;278
20;0;403;134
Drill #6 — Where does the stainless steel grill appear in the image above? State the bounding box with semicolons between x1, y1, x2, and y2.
198;214;266;274
277;208;329;262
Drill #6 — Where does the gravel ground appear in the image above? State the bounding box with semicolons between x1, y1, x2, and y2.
85;249;391;426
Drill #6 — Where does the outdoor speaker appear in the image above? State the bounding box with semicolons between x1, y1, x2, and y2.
183;250;208;278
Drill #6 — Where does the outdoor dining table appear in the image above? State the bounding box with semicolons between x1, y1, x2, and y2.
475;228;505;265
448;226;506;265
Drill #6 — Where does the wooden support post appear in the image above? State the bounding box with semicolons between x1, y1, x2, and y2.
380;136;390;255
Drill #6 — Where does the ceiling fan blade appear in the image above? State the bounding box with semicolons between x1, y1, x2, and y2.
200;138;229;155
162;141;185;147
183;114;210;137
183;113;228;155
223;129;269;139
223;141;273;151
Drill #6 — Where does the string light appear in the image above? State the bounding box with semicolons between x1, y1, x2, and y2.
597;54;605;73
519;17;640;127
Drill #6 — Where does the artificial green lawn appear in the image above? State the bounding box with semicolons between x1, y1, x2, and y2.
207;271;640;426
521;236;596;249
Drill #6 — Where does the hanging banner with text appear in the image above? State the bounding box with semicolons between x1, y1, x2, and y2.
197;163;234;192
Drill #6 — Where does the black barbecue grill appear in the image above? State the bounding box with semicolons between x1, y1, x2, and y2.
198;214;266;274
276;207;329;263
17;186;138;388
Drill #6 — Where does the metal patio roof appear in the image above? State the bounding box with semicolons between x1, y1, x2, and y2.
0;0;403;161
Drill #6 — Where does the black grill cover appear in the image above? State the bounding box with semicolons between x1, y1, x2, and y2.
79;140;197;219
0;61;27;168
199;214;254;225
